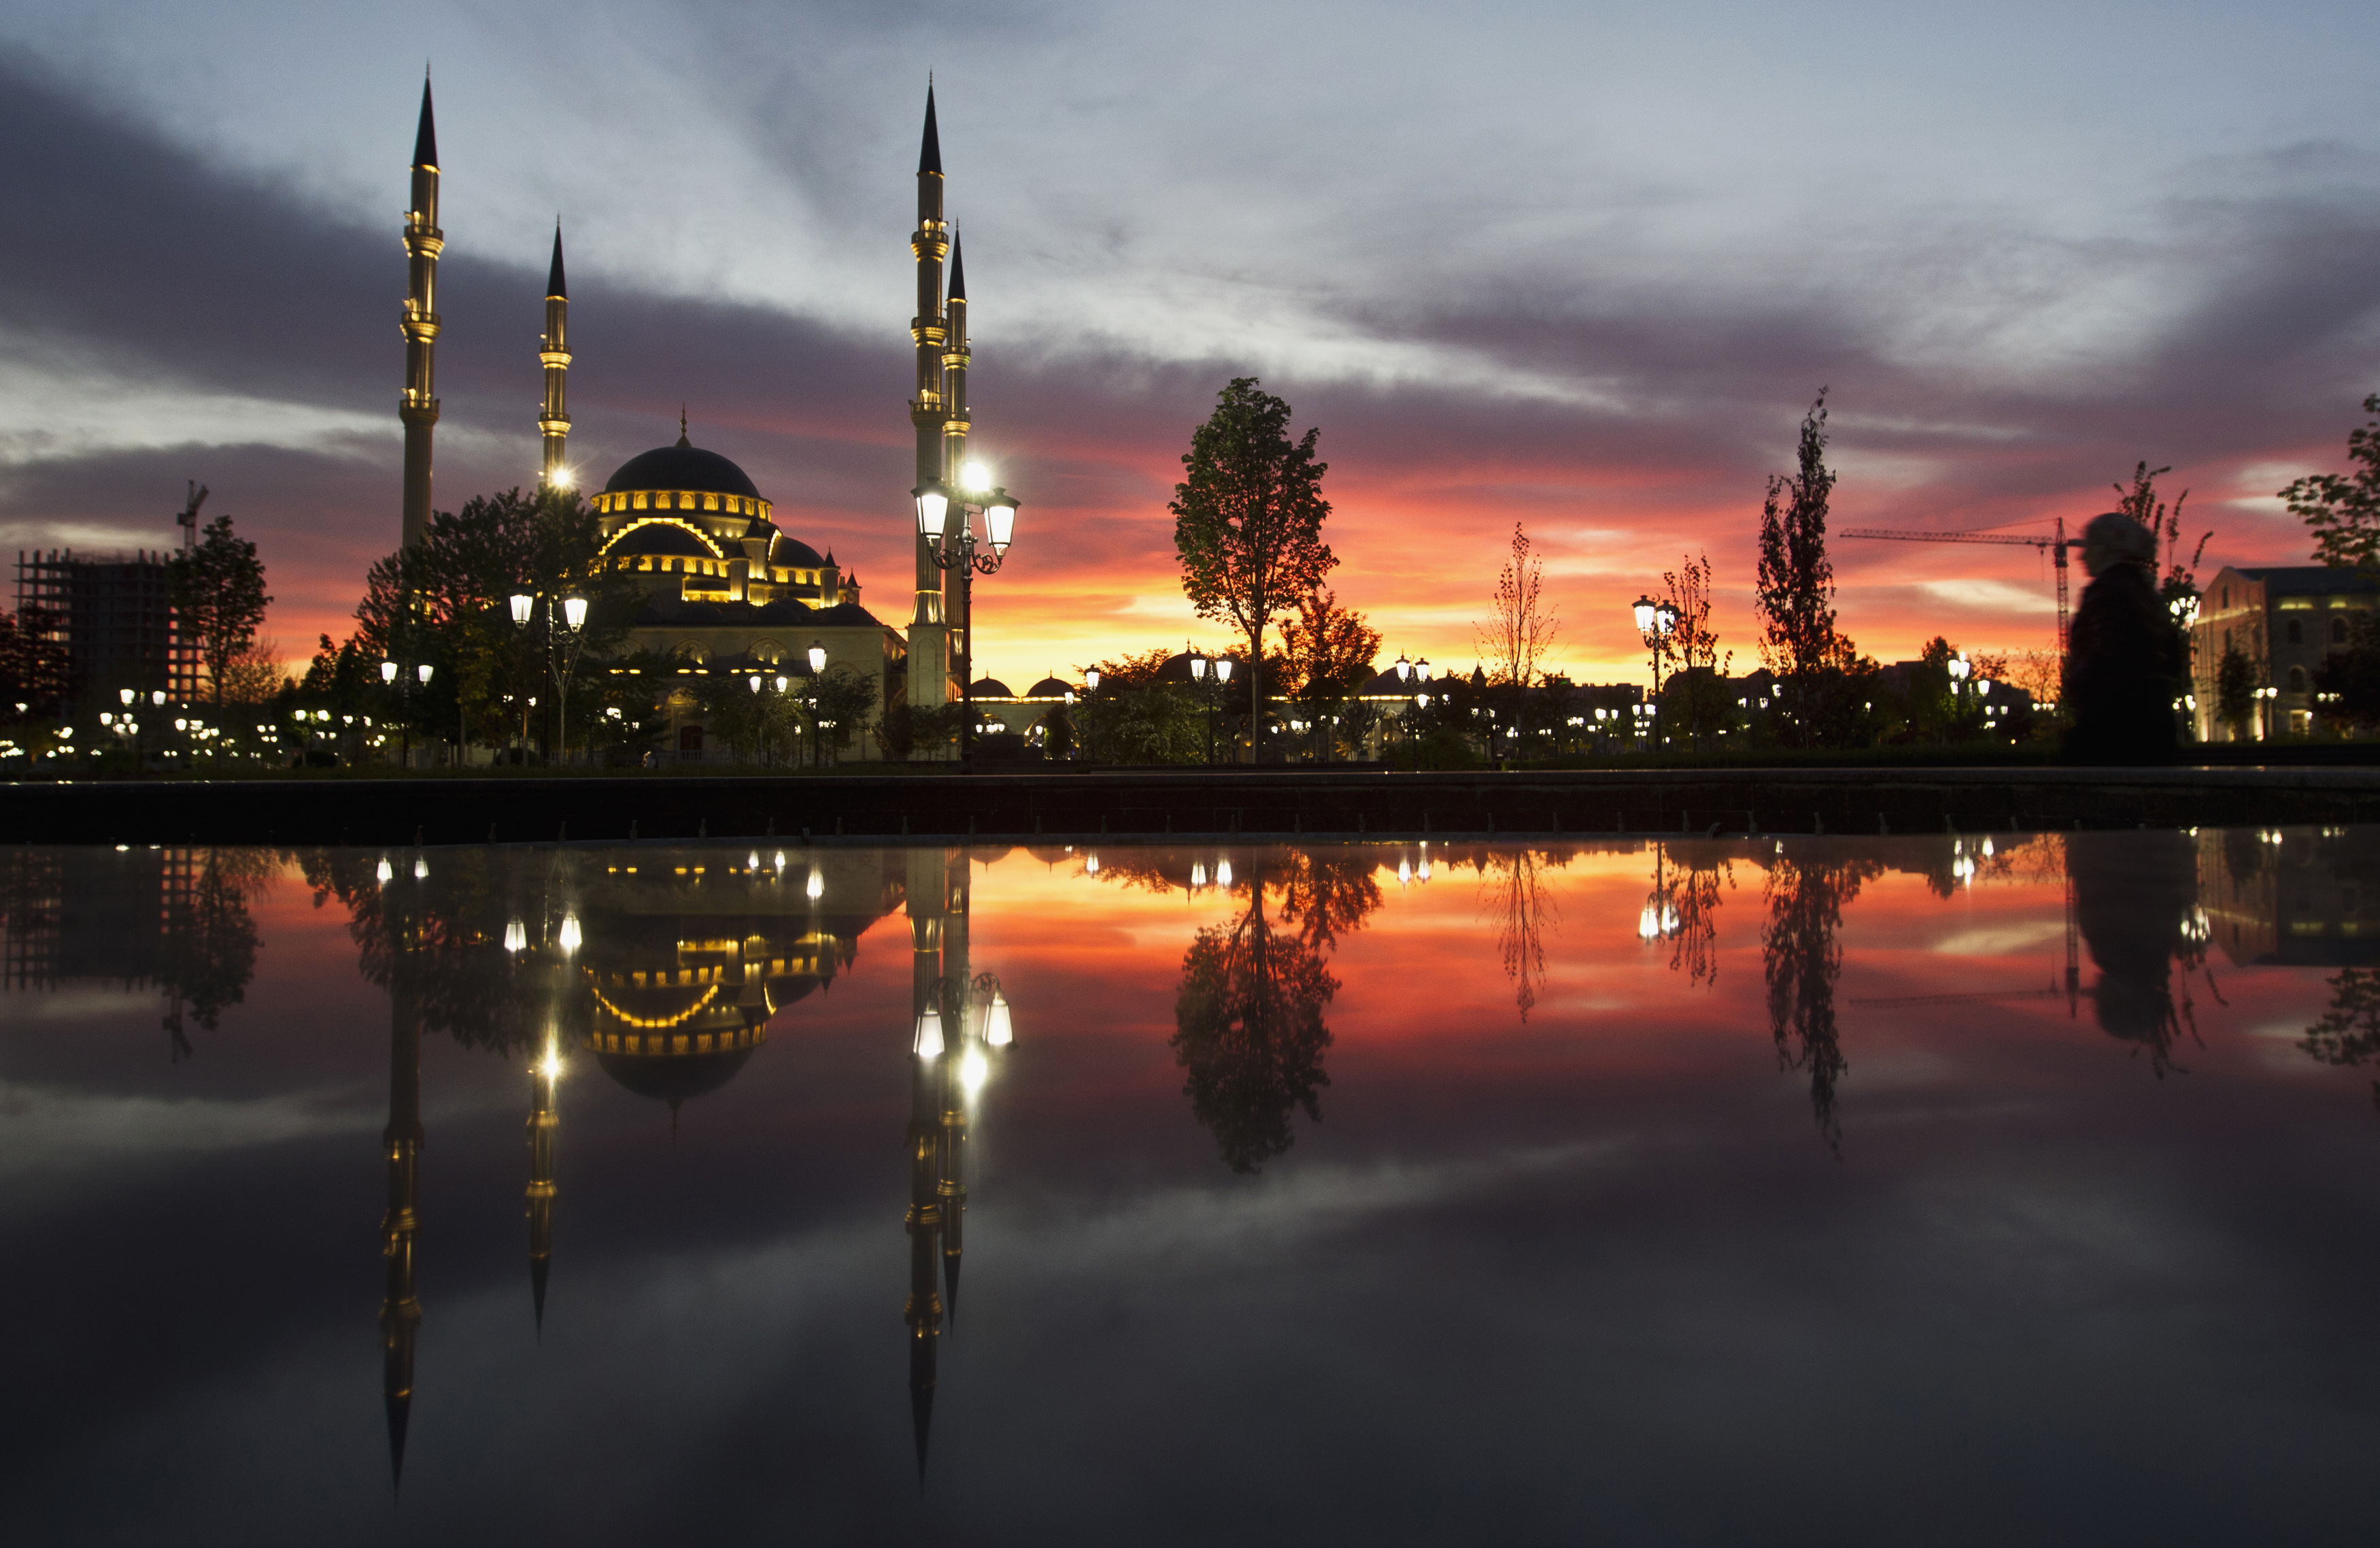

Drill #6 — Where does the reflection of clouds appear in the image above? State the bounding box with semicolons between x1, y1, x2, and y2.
1931;920;2069;957
0;1081;377;1188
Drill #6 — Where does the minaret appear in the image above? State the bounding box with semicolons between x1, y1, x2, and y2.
399;77;443;550
379;962;425;1490
538;225;572;491
940;233;972;667
526;1038;559;1332
906;85;951;708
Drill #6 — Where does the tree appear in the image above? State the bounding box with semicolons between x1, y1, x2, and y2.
1081;646;1203;764
2281;394;2380;571
1658;552;1731;750
1172;378;1337;758
1756;391;1839;745
1477;523;1559;689
1282;585;1380;761
2216;645;2258;740
168;514;272;706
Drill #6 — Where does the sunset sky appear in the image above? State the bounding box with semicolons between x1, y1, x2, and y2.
3;1;2377;690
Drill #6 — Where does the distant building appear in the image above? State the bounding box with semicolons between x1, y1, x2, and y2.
2190;565;2380;740
13;549;195;710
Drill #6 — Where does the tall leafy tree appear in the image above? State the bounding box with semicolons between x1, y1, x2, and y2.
1172;378;1336;754
2281;394;2380;571
0;607;70;720
1756;392;1839;745
167;514;272;705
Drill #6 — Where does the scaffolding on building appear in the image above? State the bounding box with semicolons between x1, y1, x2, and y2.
14;548;201;707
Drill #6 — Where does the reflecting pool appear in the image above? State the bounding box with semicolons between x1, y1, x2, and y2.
3;831;2379;1545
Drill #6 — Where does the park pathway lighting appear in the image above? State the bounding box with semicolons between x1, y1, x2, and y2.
1632;596;1681;744
379;657;436;769
509;588;590;765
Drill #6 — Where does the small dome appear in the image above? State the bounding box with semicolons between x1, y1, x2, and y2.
1026;677;1073;698
603;442;762;500
773;535;826;569
594;1045;757;1106
970;677;1015;699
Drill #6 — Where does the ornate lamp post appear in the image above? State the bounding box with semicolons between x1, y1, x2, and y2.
1631;596;1680;746
914;470;1021;773
509;590;589;766
379;657;435;768
746;671;792;767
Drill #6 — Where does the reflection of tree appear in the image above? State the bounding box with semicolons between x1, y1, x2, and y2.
1272;849;1384;954
1761;848;1879;1153
2300;969;2380;1111
1172;875;1340;1174
1480;847;1563;1020
159;848;274;1058
303;849;581;1055
1665;847;1731;990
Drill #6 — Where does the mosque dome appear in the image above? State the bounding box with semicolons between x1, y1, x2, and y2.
1025;677;1074;698
603;439;761;500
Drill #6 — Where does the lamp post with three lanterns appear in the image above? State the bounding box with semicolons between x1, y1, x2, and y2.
913;462;1021;773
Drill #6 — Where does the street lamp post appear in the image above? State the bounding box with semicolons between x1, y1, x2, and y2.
1631;596;1680;747
746;671;792;767
509;590;589;766
379;657;435;768
914;471;1021;774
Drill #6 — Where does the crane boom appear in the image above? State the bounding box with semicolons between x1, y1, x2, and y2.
1841;518;2077;659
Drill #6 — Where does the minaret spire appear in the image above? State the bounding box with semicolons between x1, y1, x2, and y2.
399;77;443;549
906;82;952;709
538;224;572;491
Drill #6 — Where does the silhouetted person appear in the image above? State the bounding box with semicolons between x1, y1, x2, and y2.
2062;512;2182;765
2069;830;2197;1074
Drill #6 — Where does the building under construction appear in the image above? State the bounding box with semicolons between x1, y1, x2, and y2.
14;548;197;709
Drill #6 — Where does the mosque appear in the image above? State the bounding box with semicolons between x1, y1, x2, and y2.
396;80;983;755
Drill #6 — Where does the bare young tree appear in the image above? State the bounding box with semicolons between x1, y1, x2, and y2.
1476;522;1559;688
1659;552;1730;749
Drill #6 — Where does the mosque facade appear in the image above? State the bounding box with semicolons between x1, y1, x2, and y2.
394;80;983;757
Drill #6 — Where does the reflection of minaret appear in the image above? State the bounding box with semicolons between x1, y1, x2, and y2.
906;84;951;707
903;1037;946;1483
939;858;969;1319
399;77;443;550
526;1037;558;1332
379;962;425;1489
538;225;571;489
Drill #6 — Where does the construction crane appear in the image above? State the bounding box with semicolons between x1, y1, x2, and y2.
1839;517;2078;657
174;480;209;552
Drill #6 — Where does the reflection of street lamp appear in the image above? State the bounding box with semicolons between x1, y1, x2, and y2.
917;473;1021;773
1637;846;1678;942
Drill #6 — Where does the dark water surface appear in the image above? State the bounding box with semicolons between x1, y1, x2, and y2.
3;831;2377;1545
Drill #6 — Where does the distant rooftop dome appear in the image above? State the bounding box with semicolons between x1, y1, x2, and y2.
603;438;762;501
774;534;826;569
970;677;1015;699
1025;676;1073;698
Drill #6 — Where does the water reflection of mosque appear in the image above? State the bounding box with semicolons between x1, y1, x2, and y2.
366;845;1005;1487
